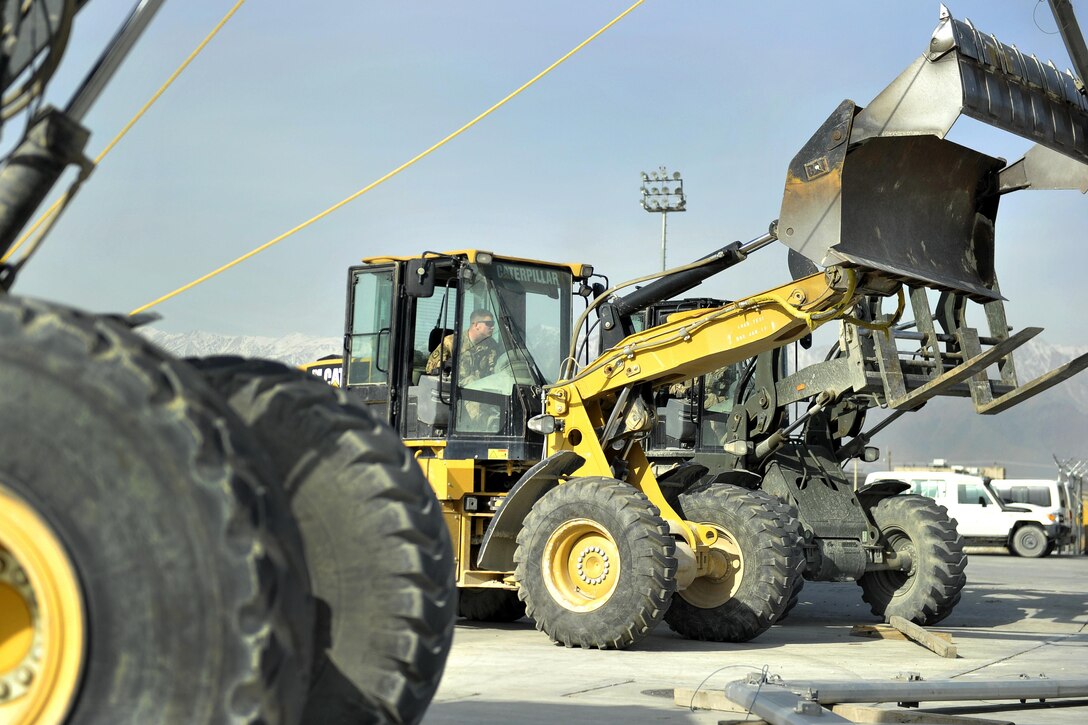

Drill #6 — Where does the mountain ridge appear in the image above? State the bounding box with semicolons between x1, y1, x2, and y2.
140;328;1086;477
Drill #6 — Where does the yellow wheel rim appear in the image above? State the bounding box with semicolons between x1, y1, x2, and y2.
542;518;621;612
680;523;743;609
0;484;85;725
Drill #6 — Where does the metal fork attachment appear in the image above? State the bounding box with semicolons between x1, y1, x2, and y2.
778;288;1088;418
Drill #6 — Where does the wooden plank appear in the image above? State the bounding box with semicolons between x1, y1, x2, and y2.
851;623;953;642
672;687;749;713
832;703;1012;724
889;615;958;658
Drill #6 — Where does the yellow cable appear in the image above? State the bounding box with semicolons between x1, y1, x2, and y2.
1;0;249;265
130;0;646;316
842;286;906;333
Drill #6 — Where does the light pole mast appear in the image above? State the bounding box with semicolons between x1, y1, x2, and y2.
640;166;686;271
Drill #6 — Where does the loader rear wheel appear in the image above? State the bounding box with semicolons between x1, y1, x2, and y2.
858;495;967;625
514;477;676;649
192;357;456;724
0;297;310;725
458;588;525;622
664;485;799;642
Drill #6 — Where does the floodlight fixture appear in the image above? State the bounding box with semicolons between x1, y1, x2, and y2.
639;165;686;270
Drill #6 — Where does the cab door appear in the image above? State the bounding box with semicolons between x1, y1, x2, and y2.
344;264;400;420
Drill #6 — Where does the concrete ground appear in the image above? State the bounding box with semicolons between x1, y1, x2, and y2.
424;550;1088;724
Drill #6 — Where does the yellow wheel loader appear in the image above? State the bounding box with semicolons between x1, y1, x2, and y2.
0;3;455;723
326;7;1088;650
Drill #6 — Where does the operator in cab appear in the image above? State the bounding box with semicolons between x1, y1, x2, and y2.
425;307;500;383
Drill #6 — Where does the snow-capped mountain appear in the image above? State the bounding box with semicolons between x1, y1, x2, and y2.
1014;340;1088;414
139;329;340;367
796;338;1088;415
794;338;1087;476
141;328;1085;475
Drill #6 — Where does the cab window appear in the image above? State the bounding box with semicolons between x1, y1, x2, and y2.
347;269;393;385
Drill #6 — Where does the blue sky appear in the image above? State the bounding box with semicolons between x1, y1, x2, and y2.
9;0;1088;347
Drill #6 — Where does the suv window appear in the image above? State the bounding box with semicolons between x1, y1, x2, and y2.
908;479;941;499
958;482;990;505
1005;485;1051;507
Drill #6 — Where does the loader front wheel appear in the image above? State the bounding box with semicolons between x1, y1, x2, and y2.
664;485;799;642
193;357;456;724
458;588;525;622
858;495;967;625
514;477;676;649
0;297;311;725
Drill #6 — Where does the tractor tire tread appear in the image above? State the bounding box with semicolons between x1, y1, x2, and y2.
190;356;455;724
664;485;798;642
514;477;676;650
0;297;308;724
858;495;966;626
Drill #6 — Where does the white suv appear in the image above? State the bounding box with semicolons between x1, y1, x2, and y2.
864;471;1061;558
989;478;1071;552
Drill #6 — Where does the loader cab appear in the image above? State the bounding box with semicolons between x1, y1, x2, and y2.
638;298;791;481
643;299;739;452
343;250;587;461
638;299;756;451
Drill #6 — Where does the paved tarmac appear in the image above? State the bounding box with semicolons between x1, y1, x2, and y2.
425;549;1088;724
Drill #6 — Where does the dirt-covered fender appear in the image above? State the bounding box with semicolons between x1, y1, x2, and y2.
856;478;911;511
476;451;584;571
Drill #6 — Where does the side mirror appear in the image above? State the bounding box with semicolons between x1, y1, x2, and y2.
978;496;988;507
861;446;880;463
406;259;435;298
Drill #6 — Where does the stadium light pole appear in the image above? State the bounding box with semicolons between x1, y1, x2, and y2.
640;166;686;271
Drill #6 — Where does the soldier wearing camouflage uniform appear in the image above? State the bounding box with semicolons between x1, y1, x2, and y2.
425;308;499;384
668;363;738;411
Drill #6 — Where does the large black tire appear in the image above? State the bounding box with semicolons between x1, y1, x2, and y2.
768;496;806;622
664;485;799;642
0;297;310;724
858;495;967;625
514;477;676;649
458;588;525;622
192;357;456;724
1010;525;1048;558
780;576;805;621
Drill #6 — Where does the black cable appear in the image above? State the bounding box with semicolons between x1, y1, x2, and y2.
686;663;769;713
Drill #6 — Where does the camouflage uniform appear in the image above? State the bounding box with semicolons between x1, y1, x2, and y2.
668;365;737;411
668;380;693;398
425;334;499;384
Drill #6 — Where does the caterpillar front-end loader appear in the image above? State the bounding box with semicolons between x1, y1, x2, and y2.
0;2;454;723
636;5;1088;624
329;6;1088;650
642;283;1088;621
